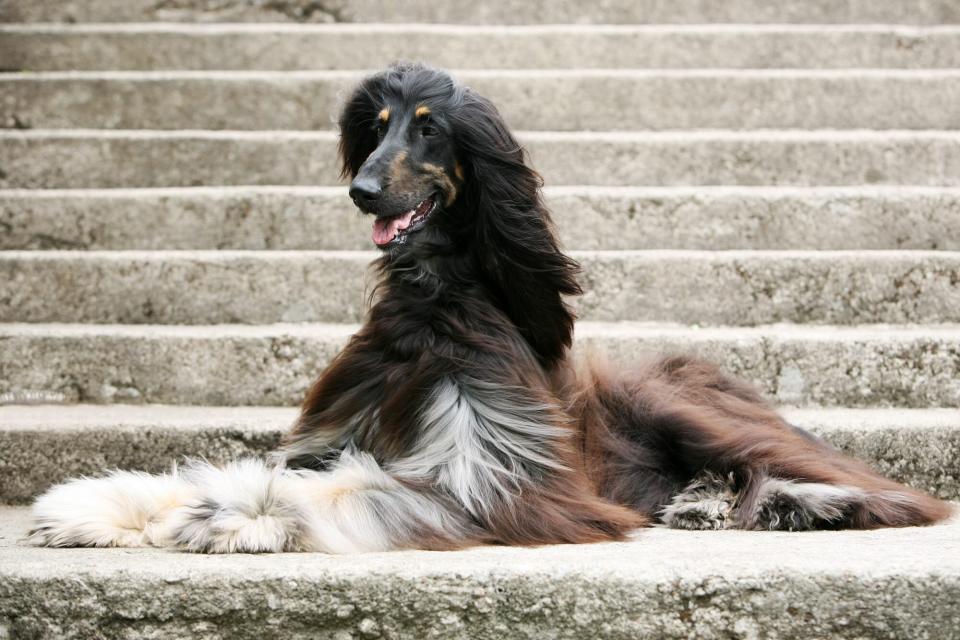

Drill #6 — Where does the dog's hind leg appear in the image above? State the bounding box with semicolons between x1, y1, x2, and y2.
661;472;872;531
660;471;737;530
740;477;867;531
581;355;953;530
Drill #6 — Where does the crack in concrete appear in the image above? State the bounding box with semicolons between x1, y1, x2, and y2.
150;0;348;21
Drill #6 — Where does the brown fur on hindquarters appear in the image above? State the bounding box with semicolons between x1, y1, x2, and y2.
575;355;951;531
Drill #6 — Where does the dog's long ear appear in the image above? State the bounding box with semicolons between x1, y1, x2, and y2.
452;91;582;368
337;79;383;180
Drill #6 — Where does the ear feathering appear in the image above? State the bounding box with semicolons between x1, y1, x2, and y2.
337;81;382;180
450;90;582;368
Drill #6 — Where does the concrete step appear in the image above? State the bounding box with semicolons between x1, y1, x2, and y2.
1;405;957;504
4;186;960;252
3;0;959;25
4;250;959;326
6;24;960;71
1;505;958;640
7;70;960;131
1;322;958;408
5;130;960;189
0;405;291;504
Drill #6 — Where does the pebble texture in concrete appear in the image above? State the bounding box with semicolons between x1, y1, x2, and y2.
7;70;960;130
3;250;960;325
5;24;960;71
5;130;960;189
2;406;956;504
5;187;960;251
1;507;958;640
2;323;959;408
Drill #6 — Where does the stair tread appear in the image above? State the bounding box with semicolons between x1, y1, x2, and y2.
3;504;957;575
6;321;960;337
1;504;958;639
4;403;958;431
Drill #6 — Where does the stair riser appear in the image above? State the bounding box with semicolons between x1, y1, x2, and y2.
3;0;959;24
5;132;960;188
4;415;957;504
2;524;959;640
0;425;281;503
7;73;960;130
5;27;960;71
2;327;958;408
5;188;960;251
4;252;959;325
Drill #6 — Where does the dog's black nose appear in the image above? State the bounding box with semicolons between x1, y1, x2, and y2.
349;177;382;205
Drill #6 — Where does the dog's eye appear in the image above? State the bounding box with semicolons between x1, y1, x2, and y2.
421;124;439;138
375;124;386;139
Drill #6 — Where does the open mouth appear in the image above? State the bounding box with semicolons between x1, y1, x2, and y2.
371;195;436;247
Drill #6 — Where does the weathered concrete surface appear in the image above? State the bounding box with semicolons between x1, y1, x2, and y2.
784;408;960;504
548;186;960;251
0;405;289;503
0;323;356;406
4;250;960;326
1;323;959;408
3;0;959;24
0;506;957;640
0;250;375;324
1;405;956;504
0;130;342;189
6;24;960;71
573;250;960;325
5;186;960;252
7;70;960;131
5;130;960;189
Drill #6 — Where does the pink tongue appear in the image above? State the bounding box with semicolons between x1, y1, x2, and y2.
372;210;415;246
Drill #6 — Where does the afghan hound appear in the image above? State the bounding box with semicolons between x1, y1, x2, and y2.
30;63;951;553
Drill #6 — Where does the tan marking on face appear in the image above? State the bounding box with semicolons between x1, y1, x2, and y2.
422;163;458;206
378;108;390;123
454;161;465;182
388;150;415;190
415;105;431;119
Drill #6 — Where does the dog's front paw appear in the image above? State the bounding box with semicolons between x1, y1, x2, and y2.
661;470;736;530
169;459;311;553
169;499;297;553
751;480;861;531
662;499;732;530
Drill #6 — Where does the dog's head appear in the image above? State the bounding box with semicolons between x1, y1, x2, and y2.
338;63;467;250
338;63;581;366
